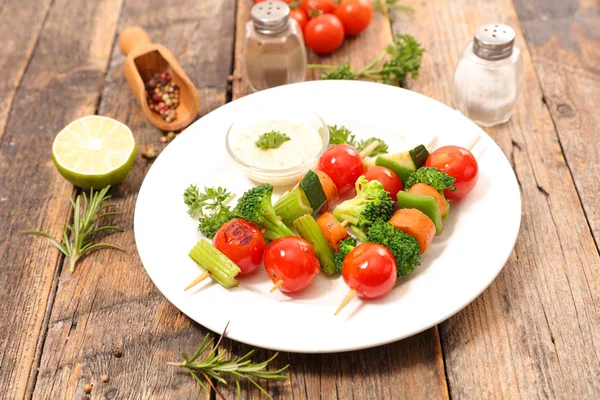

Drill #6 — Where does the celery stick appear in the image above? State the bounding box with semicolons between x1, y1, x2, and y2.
294;214;336;276
188;240;241;289
274;186;313;227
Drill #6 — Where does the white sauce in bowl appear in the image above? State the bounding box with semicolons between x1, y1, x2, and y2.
232;120;322;170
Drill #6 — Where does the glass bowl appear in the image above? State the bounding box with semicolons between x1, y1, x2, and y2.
225;106;329;186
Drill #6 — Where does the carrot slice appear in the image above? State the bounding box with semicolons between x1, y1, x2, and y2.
390;208;436;253
408;183;448;216
315;170;338;212
317;212;349;252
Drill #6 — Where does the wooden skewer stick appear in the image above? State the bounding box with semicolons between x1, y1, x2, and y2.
359;140;381;159
184;270;211;291
466;135;481;151
270;280;285;293
425;136;437;150
341;220;349;228
335;288;357;315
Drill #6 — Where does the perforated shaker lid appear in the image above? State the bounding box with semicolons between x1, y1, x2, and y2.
473;24;515;60
251;1;290;35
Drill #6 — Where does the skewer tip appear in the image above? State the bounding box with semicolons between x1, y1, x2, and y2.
466;135;481;152
270;280;285;293
184;270;211;291
334;288;357;316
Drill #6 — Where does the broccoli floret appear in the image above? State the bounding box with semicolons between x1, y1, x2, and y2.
334;238;357;274
404;167;456;193
367;220;421;277
233;184;295;241
333;177;396;229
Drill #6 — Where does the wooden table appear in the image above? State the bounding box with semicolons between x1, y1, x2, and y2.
1;0;598;398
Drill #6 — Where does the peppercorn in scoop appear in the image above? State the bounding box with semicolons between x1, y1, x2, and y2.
145;71;180;122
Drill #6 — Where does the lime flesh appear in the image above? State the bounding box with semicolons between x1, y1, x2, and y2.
52;116;136;189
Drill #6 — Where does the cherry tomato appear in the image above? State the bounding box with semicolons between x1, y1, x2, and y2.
264;237;320;293
213;219;266;276
304;14;345;54
290;7;309;33
302;0;336;15
317;144;364;195
364;166;403;202
334;0;373;36
342;243;397;299
425;145;479;200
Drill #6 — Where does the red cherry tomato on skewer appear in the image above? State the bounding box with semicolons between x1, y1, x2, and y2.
425;145;479;200
335;243;397;314
264;237;320;293
213;219;266;276
342;243;397;299
318;144;365;195
364;166;403;202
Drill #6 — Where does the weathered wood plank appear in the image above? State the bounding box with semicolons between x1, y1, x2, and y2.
391;0;600;398
0;0;53;141
30;0;237;398
514;0;600;247
223;3;449;399
0;0;121;398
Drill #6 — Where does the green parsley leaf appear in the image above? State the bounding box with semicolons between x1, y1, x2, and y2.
357;137;389;156
328;125;357;147
255;131;291;149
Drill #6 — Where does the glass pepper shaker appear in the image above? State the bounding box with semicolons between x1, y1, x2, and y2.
243;1;307;92
452;24;524;127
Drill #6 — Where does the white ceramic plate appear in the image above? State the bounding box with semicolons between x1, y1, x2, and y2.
134;81;521;353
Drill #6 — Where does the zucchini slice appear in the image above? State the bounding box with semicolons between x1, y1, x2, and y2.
299;170;327;214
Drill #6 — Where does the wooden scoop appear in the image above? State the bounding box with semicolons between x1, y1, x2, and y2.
119;26;200;131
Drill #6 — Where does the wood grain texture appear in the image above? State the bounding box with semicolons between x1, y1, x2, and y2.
0;0;53;141
391;0;600;398
30;0;236;399
0;0;122;397
514;0;600;247
224;3;449;399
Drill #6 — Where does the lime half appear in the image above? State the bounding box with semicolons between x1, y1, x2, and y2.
52;115;137;189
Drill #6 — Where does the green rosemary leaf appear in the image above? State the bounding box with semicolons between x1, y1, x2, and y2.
21;186;124;273
170;330;289;399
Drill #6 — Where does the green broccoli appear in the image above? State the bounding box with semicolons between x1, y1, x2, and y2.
333;176;396;230
367;220;421;277
404;167;456;193
334;237;357;274
233;184;295;241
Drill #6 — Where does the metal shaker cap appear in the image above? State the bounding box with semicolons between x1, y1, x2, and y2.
251;1;290;35
473;24;515;60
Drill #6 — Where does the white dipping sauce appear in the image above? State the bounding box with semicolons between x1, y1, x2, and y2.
233;120;322;170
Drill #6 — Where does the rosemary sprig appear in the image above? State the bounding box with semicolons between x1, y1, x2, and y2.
21;186;125;273
168;326;289;399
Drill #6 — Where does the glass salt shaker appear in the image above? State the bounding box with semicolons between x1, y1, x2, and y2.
452;24;524;127
243;1;307;92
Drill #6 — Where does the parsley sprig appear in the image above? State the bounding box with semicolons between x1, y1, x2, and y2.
328;125;389;157
21;186;125;273
184;185;235;238
255;131;291;149
308;34;424;86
